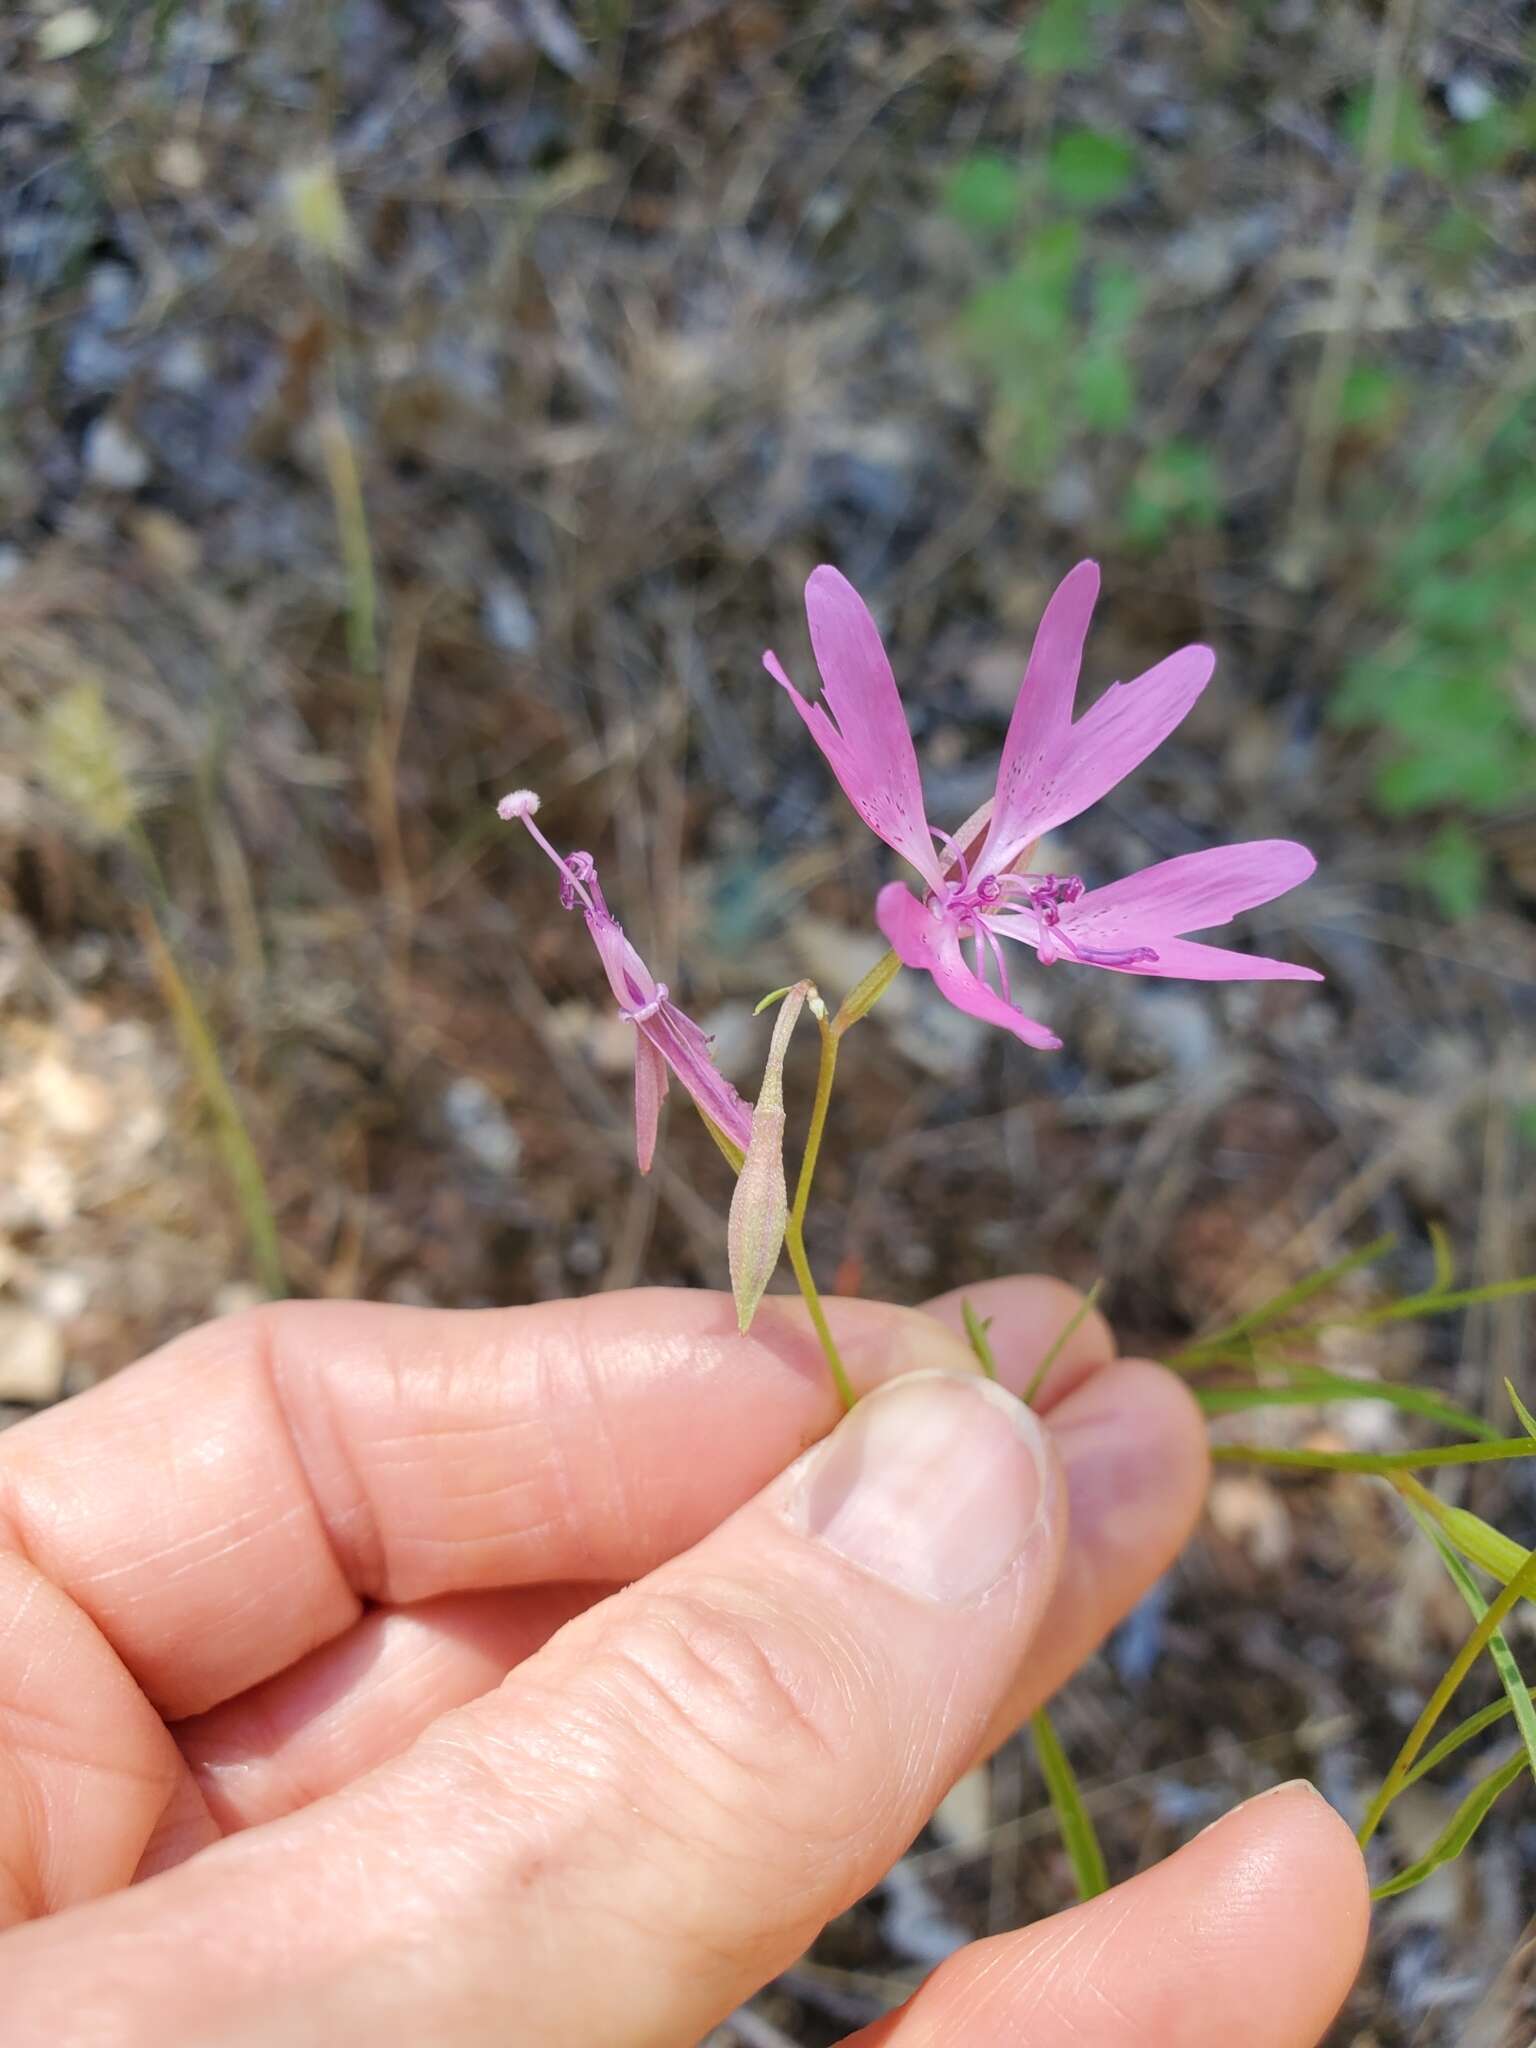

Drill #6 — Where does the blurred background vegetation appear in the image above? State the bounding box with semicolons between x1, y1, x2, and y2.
1;2;1534;2040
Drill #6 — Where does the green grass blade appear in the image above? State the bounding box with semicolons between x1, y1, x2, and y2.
962;1300;1000;1383
1506;1379;1536;1443
1404;1690;1536;1790
1212;1439;1536;1476
1358;1548;1536;1848
1397;1491;1536;1791
1195;1376;1498;1441
1350;1276;1536;1328
1022;1280;1103;1406
138;908;285;1299
1030;1706;1108;1900
1370;1750;1528;1901
1171;1235;1396;1360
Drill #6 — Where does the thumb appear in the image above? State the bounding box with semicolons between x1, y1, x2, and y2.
3;1370;1066;2048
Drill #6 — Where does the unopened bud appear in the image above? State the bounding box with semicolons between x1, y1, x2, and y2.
728;982;813;1333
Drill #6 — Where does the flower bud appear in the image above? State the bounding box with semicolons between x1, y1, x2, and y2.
728;983;813;1333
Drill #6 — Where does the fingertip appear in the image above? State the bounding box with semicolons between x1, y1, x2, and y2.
1203;1780;1371;1947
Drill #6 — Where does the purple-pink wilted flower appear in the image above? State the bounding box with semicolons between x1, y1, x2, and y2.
765;561;1321;1050
498;790;752;1170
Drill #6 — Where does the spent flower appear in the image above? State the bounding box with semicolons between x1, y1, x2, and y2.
497;790;751;1170
766;561;1320;1050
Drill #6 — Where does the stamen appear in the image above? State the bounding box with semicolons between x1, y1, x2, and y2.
930;826;970;889
497;791;607;918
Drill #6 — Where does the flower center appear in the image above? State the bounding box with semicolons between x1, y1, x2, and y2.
932;866;1159;970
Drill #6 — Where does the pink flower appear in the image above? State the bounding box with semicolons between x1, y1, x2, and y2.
498;791;752;1170
765;561;1321;1051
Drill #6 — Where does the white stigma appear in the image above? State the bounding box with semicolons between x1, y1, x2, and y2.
497;788;541;821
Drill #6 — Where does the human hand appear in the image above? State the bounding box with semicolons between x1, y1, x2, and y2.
0;1278;1367;2044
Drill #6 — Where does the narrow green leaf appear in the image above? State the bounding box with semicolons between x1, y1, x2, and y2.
1213;1439;1536;1475
1194;1375;1499;1442
1404;1690;1536;1791
1351;1275;1536;1327
1359;1548;1536;1849
1398;1491;1536;1793
1172;1236;1396;1360
697;1108;746;1174
962;1301;1000;1383
1030;1707;1109;1901
1428;1222;1456;1294
1506;1379;1536;1443
832;949;902;1035
1023;1280;1103;1406
1370;1750;1528;1900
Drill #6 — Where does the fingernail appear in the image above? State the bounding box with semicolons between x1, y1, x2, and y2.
789;1371;1052;1605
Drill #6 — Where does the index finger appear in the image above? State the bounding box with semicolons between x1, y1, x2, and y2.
0;1288;1031;1720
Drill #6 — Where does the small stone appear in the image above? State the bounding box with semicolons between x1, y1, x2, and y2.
483;575;538;653
35;6;103;59
156;335;212;393
1446;75;1495;123
155;137;207;189
83;416;151;490
0;1308;65;1404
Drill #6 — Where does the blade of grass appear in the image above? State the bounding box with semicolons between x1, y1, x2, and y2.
136;907;286;1299
1506;1379;1536;1442
1404;1690;1536;1791
1358;1547;1536;1848
1195;1376;1499;1442
1213;1439;1536;1475
1396;1487;1536;1791
1030;1706;1108;1901
1022;1280;1103;1406
962;1301;1000;1383
1370;1749;1528;1901
1170;1236;1395;1362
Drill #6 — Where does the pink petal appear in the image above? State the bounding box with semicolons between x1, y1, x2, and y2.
1097;937;1324;982
978;560;1098;872
982;631;1213;874
646;1009;754;1154
633;1033;668;1173
1065;841;1317;940
766;567;942;889
875;882;1061;1051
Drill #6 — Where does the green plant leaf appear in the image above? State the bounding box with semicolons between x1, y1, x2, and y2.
1398;1488;1536;1791
1403;1690;1536;1791
1506;1380;1536;1442
962;1299;1000;1383
1024;1280;1103;1406
1047;126;1137;208
1195;1376;1499;1443
1371;1749;1528;1900
1171;1234;1396;1361
1074;346;1135;430
1031;1707;1109;1900
1414;821;1488;920
942;152;1023;235
1021;0;1095;77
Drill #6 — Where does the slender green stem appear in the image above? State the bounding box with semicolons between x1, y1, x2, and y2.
785;1231;856;1412
783;1022;855;1411
790;1023;839;1238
